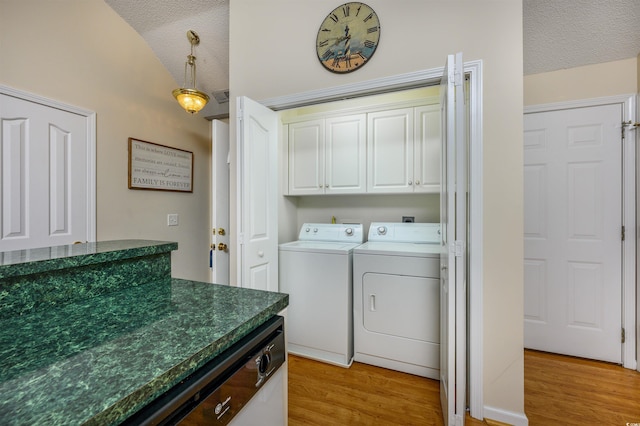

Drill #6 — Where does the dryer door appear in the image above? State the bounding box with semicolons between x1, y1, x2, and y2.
363;273;439;343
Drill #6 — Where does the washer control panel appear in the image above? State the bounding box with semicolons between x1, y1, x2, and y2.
298;223;364;243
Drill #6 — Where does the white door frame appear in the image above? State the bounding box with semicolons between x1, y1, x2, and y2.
0;84;97;243
211;120;230;285
637;93;640;374
261;61;485;419
525;94;637;370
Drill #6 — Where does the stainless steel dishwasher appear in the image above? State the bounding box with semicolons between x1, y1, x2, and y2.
123;315;286;425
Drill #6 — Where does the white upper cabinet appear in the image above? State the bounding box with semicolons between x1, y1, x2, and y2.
367;108;414;193
414;104;441;193
288;119;325;195
287;115;366;195
284;100;440;196
367;106;441;194
325;114;367;194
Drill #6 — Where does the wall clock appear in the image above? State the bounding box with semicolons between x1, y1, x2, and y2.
316;2;381;73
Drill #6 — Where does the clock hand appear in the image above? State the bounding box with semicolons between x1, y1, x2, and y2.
333;36;346;46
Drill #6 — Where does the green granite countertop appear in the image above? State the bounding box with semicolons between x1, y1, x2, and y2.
0;278;288;425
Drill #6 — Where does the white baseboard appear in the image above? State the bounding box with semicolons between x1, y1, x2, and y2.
483;406;529;426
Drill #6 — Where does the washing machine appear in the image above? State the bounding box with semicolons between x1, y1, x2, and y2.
279;223;364;367
353;222;441;379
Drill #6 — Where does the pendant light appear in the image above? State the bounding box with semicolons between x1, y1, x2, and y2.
172;30;210;114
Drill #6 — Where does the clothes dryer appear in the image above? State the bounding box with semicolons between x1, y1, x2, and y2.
279;223;364;367
353;222;441;378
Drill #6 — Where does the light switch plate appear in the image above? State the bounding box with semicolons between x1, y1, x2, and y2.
167;214;179;226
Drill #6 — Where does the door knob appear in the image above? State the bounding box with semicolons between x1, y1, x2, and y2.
217;243;228;252
218;228;226;236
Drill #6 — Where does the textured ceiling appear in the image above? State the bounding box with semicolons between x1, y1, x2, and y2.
104;1;640;116
104;0;229;117
524;0;640;75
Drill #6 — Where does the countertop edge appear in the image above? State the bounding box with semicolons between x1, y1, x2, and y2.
0;240;178;279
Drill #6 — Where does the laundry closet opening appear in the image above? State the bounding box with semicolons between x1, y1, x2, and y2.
273;78;476;385
240;60;484;419
277;85;444;243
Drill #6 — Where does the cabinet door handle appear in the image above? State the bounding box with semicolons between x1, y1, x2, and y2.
369;294;376;311
408;180;413;185
415;180;420;185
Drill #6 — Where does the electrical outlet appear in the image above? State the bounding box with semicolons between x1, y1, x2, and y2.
167;214;179;226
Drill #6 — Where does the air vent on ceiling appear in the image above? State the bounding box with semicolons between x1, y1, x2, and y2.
212;90;230;104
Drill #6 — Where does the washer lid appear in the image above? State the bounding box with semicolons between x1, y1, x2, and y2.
279;240;362;254
354;241;441;257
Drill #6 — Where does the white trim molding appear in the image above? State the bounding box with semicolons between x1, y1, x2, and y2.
465;60;484;421
484;405;529;426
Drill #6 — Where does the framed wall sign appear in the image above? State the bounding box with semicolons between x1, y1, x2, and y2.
128;138;193;192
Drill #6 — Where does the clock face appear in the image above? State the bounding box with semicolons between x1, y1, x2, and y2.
316;2;381;73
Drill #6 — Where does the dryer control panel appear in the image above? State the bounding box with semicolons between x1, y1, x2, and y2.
368;222;440;243
298;223;364;243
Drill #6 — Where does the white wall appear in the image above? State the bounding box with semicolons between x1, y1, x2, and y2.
524;57;638;105
0;0;212;282
230;0;525;420
287;194;439;242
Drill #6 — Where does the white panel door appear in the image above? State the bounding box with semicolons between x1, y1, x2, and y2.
440;52;466;426
211;120;230;285
0;92;92;251
237;97;278;292
524;103;622;363
325;114;366;194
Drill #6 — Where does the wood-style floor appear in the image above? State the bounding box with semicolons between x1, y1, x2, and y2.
288;350;640;425
524;350;640;425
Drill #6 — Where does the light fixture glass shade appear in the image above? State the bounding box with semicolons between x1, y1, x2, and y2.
172;88;210;114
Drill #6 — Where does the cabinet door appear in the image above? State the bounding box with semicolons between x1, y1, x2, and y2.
414;104;441;193
288;119;324;195
367;108;414;193
325;114;366;194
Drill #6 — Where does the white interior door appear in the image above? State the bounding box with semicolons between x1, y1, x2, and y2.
237;97;278;292
524;103;623;363
0;90;95;251
439;52;467;426
211;120;230;285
